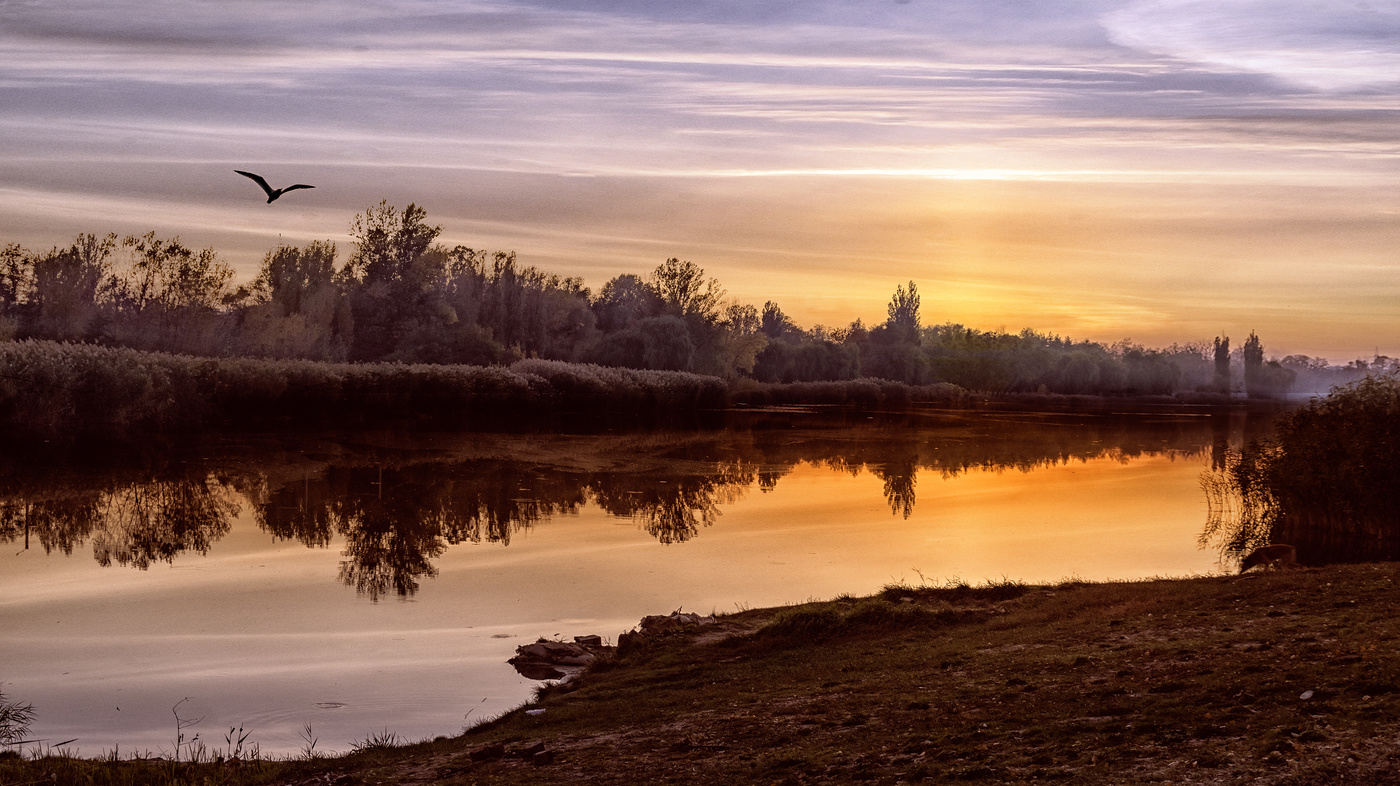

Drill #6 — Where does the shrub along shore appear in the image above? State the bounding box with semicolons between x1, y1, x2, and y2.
2;339;1316;440
0;339;976;438
3;564;1399;784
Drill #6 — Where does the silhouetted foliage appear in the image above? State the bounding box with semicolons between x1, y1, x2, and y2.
235;241;350;360
0;206;1388;403
1243;331;1295;399
1213;336;1231;394
886;280;921;344
1202;374;1400;564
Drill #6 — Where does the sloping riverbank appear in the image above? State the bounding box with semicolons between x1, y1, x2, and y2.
6;563;1399;784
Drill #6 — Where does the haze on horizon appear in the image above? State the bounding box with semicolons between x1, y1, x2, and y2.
1;0;1397;361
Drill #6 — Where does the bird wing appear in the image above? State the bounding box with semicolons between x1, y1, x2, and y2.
282;184;316;192
234;170;276;197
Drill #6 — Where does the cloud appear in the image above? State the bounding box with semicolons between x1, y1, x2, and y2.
1102;0;1400;90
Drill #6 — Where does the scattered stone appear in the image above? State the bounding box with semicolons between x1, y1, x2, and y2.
530;749;556;766
618;610;718;649
511;741;547;758
468;742;505;762
508;638;614;681
637;610;715;635
512;640;595;666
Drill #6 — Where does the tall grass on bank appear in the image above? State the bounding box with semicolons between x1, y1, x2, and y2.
1203;373;1400;563
729;377;966;408
0;687;35;750
0;342;979;438
0;341;728;437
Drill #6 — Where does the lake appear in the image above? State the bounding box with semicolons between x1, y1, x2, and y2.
0;406;1276;757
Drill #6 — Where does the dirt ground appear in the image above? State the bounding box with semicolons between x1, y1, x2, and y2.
8;563;1400;785
278;563;1400;785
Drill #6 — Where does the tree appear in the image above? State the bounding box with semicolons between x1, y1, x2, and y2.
1213;336;1231;394
29;233;117;341
649;258;723;322
886;281;921;344
1243;331;1263;396
0;243;30;312
594;274;661;332
103;233;234;354
235;241;350;360
1242;332;1295;399
590;315;695;371
344;202;446;361
707;302;768;378
116;232;233;312
244;241;338;316
345;201;442;286
759;301;797;339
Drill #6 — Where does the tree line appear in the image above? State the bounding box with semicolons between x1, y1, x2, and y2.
1;202;1392;399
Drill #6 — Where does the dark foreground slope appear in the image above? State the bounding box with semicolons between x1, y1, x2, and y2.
6;564;1400;785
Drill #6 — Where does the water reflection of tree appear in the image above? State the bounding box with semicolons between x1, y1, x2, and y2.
0;475;237;569
244;462;592;600
1;495;104;556
872;444;919;519
0;409;1275;600
93;477;239;568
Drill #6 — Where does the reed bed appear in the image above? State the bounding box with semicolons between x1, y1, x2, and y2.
1206;373;1400;563
0;341;729;437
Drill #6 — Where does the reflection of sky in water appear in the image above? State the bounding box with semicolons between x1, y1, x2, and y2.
0;412;1273;755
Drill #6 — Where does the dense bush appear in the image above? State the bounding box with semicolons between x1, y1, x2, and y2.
1204;374;1400;563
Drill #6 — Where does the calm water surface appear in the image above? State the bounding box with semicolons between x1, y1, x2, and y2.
0;408;1275;756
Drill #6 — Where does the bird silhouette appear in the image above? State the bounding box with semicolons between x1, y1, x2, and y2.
235;170;315;203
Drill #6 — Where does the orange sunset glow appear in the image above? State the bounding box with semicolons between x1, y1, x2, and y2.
1;0;1396;360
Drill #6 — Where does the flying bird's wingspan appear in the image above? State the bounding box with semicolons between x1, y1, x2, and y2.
234;170;274;196
235;170;315;202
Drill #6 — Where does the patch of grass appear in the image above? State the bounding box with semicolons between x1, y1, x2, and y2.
752;598;979;645
351;729;403;752
879;575;1029;604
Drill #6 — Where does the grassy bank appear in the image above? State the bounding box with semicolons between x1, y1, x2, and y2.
0;341;732;436
5;563;1399;784
2;339;1305;440
0;340;982;438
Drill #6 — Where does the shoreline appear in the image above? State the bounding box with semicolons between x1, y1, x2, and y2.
6;563;1399;784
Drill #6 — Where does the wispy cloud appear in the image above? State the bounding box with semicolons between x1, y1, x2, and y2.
0;0;1397;355
1103;0;1400;90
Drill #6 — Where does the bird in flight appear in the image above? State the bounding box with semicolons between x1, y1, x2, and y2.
235;170;315;203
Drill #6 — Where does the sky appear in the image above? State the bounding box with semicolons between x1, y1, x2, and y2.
1;0;1397;360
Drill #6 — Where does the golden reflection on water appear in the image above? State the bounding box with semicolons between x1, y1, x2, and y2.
0;411;1271;755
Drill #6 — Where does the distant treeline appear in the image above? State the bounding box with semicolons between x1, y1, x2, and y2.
1;202;1392;399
